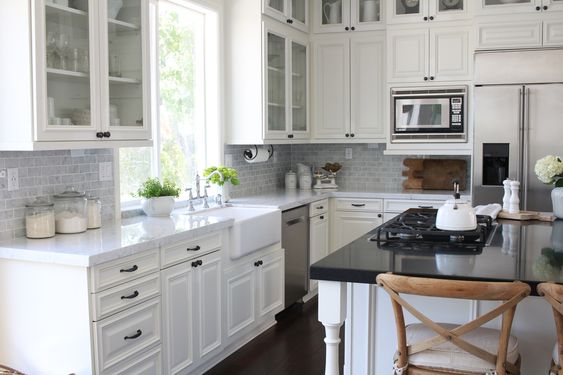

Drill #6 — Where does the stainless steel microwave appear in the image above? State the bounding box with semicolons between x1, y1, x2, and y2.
390;86;467;143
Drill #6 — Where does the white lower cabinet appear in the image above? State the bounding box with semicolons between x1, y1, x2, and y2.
331;198;383;252
224;248;285;344
161;250;222;375
309;211;329;292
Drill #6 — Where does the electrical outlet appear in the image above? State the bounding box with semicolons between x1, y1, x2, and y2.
345;148;353;160
7;168;19;191
99;162;113;182
0;168;6;179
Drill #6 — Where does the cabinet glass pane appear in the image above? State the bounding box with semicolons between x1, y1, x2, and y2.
292;42;306;132
438;0;464;11
268;0;285;13
322;0;343;25
45;1;92;127
359;0;381;23
107;0;144;128
483;0;530;5
267;33;286;132
292;0;306;23
395;0;421;15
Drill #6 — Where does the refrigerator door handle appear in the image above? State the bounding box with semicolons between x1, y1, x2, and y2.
522;87;531;210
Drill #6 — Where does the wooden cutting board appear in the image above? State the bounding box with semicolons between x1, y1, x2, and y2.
498;210;556;222
403;159;467;190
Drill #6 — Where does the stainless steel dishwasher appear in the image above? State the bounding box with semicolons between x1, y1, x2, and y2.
282;205;309;308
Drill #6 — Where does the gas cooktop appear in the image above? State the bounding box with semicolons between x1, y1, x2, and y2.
369;209;495;254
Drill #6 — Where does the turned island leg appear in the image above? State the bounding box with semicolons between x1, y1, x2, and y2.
318;281;347;375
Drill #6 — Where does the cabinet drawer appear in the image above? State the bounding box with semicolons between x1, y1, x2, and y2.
94;297;161;373
334;198;383;212
161;232;222;269
477;21;542;49
105;346;162;375
92;273;161;321
91;249;159;292
384;199;443;213
309;199;329;217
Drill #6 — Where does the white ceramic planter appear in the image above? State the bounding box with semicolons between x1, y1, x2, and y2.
219;184;231;203
552;187;563;219
141;196;175;217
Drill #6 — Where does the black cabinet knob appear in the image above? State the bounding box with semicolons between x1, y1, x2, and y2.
197;259;203;266
430;76;435;81
103;131;111;138
536;6;541;10
543;5;548;10
423;16;428;21
191;261;198;268
350;133;355;137
429;16;434;20
320;215;325;220
288;134;294;139
254;260;263;267
96;132;104;139
377;214;382;218
345;26;350;31
351;26;355;31
287;19;291;23
423;77;428;81
345;133;350;137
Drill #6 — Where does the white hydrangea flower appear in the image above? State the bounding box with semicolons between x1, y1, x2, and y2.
534;155;563;185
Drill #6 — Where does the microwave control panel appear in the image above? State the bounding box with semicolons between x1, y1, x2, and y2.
450;97;463;129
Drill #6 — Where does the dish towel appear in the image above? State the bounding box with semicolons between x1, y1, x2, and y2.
474;203;502;220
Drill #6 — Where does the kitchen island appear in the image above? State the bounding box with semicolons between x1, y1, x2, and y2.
311;219;563;375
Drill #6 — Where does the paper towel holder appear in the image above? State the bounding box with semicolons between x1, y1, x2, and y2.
243;145;274;163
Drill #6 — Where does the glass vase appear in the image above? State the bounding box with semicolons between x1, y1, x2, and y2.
552;187;563;219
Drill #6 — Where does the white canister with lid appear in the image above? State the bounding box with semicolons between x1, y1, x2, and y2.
87;195;102;229
299;174;312;190
53;187;88;234
285;171;297;189
25;198;56;239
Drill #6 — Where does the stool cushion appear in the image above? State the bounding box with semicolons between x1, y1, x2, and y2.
554;343;560;365
406;323;520;373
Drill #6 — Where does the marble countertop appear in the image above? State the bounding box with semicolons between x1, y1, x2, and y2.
229;189;470;211
0;213;234;267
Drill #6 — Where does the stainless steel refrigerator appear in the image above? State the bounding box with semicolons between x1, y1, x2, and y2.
473;49;563;212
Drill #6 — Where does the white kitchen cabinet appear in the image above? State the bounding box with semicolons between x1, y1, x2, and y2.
309;211;329;291
263;0;309;32
544;17;563;45
477;16;563;49
330;198;383;252
312;32;385;141
312;0;384;33
224;247;285;344
226;1;309;144
0;0;152;150
387;25;472;83
161;250;222;375
387;0;470;24
476;0;563;15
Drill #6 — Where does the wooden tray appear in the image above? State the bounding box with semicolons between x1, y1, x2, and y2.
403;159;467;190
498;210;556;222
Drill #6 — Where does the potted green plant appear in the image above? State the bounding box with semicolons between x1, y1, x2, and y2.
203;166;240;203
534;155;563;218
135;178;181;217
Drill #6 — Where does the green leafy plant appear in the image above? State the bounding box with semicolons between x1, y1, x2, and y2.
203;166;240;187
135;178;181;199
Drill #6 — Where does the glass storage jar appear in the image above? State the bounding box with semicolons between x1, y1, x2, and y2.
87;195;102;229
53;187;88;234
25;198;55;239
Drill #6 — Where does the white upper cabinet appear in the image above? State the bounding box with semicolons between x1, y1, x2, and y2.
476;0;563;15
387;0;470;24
312;32;385;141
0;0;152;150
312;0;385;33
263;0;309;32
387;26;472;83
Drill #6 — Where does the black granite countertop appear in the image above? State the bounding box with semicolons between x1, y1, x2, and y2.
311;219;563;295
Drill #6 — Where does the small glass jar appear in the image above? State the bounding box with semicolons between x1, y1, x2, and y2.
53;187;87;234
25;198;55;239
87;196;102;229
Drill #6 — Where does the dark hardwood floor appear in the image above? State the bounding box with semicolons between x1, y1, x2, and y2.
205;297;344;375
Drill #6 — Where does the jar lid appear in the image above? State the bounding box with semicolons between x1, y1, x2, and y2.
53;186;86;199
25;198;54;208
87;195;100;201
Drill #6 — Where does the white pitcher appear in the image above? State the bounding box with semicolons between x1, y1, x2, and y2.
361;0;378;22
323;0;342;24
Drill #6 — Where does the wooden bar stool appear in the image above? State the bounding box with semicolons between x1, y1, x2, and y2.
376;273;530;375
538;283;563;375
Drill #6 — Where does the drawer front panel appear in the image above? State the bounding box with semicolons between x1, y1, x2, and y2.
95;297;161;373
309;199;329;217
477;21;542;49
92;249;159;292
106;346;162;375
335;198;383;212
384;199;443;213
161;233;222;269
92;273;161;321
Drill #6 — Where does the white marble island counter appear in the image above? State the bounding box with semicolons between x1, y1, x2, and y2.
0;212;234;267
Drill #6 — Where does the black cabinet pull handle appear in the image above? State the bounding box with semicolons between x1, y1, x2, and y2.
317;206;324;210
288;134;294;139
350;133;355;137
121;290;139;300
96;132;104;139
543;5;548;10
351;26;355;30
351;203;365;207
120;265;138;273
345;26;349;31
423;76;428;81
377;214;382;218
191;261;198;268
124;330;142;340
429;16;434;20
418;205;433;209
536;6;541;10
423;16;428;21
187;245;201;251
430;76;435;81
103;131;111;138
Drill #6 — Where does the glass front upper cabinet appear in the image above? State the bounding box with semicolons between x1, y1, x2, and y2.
388;0;469;24
103;0;148;139
314;0;383;33
266;32;287;134
42;0;97;139
476;0;540;14
263;0;309;32
291;41;307;133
